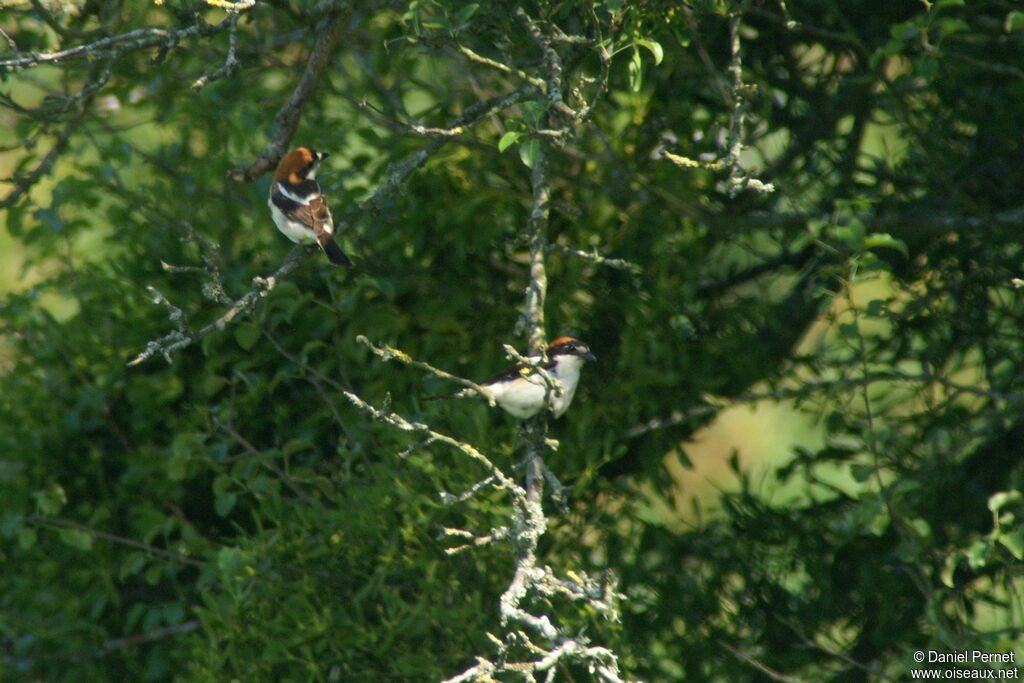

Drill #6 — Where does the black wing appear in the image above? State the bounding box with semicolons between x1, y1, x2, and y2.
479;356;557;387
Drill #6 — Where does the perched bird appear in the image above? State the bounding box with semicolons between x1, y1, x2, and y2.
268;146;351;266
440;337;596;419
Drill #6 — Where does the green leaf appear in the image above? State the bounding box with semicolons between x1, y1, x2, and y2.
998;528;1024;560
966;540;990;569
498;131;522;152
17;527;37;549
834;219;866;251
519;137;539;168
850;463;876;483
520;101;546;128
636;39;664;66
988;491;1022;513
234;323;260;351
864;232;908;257
1006;10;1024;31
605;0;624;10
940;554;959;588
454;3;479;27
628;47;643;92
33;483;67;516
58;528;94;551
938;18;970;35
215;491;238;517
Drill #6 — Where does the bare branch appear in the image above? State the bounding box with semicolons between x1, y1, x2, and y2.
128;244;311;367
0;19;232;71
356;335;497;405
339;390;521;496
456;43;547;89
101;620;201;655
545;241;641;273
625;369;1010;439
29;516;205;568
515;8;574;119
230;13;347;181
192;13;241;91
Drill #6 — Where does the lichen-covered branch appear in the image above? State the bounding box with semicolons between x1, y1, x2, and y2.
192;12;241;90
661;4;775;196
0;18;233;71
339;390;520;497
520;136;550;354
545;242;641;273
128;244;311;366
356;336;497;405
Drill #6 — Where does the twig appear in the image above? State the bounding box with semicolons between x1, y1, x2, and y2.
213;417;319;506
0;26;17;52
101;620;201;655
356;86;539;216
516;8;574;119
356;335;496;405
456;43;547;89
192;12;241;90
29;516;205;567
666;6;775;196
128;244;311;366
720;641;806;683
340;390;520;496
545;242;641;273
0;19;232;71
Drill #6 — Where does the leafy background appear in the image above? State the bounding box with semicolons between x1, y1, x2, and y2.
2;0;1024;681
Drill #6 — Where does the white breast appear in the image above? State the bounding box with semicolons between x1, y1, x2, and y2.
268;198;316;244
549;355;584;417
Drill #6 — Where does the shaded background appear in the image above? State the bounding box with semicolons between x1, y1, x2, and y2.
2;0;1024;680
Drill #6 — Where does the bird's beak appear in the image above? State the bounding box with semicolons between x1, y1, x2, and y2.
318;151;330;161
581;350;597;362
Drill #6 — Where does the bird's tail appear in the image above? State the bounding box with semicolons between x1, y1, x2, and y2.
422;393;456;402
423;388;473;402
319;235;352;267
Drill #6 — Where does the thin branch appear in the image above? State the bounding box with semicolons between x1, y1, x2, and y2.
545;242;641;273
720;641;807;683
356;86;539;216
29;516;205;568
516;8;574;119
230;13;347;181
339;390;520;496
128;244;311;366
356;335;496;405
519;135;550;353
192;12;241;91
213;417;319;506
101;621;201;655
0;18;232;71
456;43;547;89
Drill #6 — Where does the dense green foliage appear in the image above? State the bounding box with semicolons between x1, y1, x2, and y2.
3;0;1024;680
